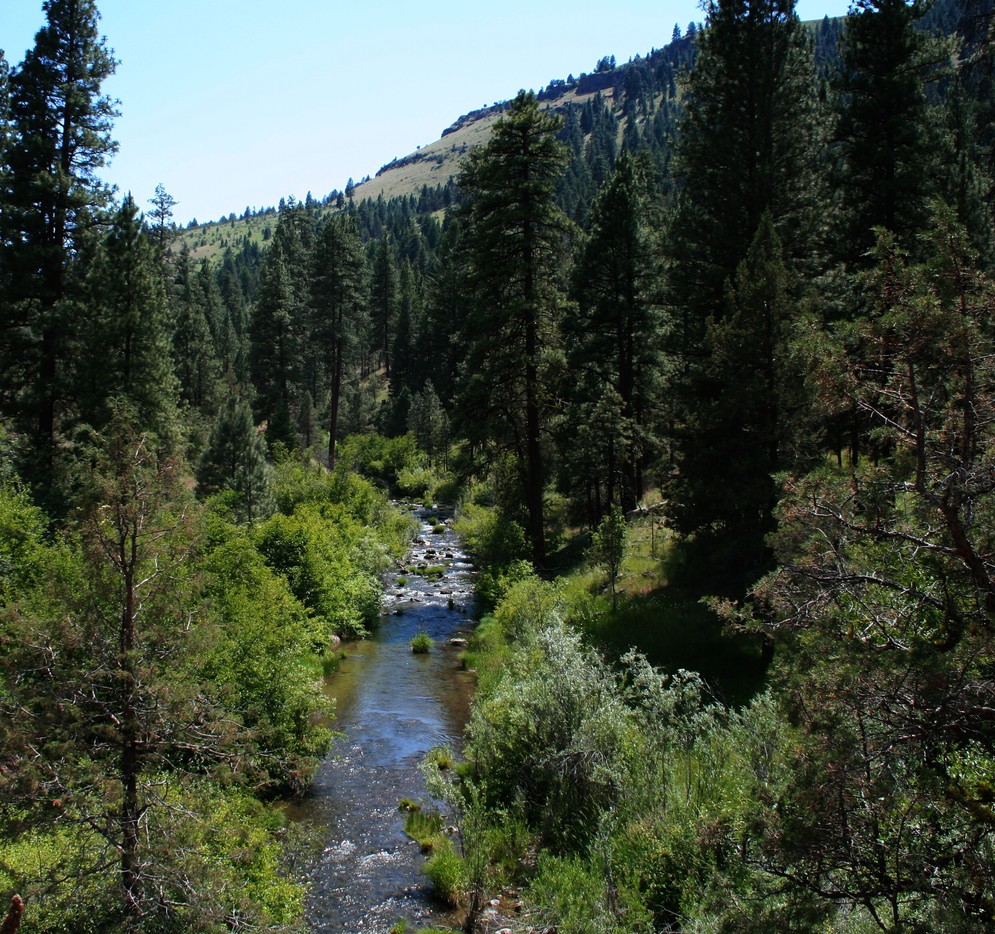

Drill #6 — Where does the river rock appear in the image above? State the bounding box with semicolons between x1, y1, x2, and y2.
450;637;468;646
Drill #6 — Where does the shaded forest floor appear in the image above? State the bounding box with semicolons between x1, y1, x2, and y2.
548;509;770;708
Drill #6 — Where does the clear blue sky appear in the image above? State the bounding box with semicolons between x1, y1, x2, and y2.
3;0;851;227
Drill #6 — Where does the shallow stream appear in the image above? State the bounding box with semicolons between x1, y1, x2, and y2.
291;507;476;932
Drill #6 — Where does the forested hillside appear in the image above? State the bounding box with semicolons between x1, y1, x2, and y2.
4;0;995;930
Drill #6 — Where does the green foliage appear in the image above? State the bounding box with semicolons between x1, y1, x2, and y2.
425;745;456;772
0;781;306;932
197;396;275;524
422;838;467;908
439;556;809;930
336;431;424;493
0;412;410;926
465;613;639;853
0;482;51;605
407;380;450;467
455;501;529;569
526;851;653;934
410;631;433;653
254;495;391;641
735;213;995;929
402;807;445;849
200;521;332;793
455;499;533;611
591;504;627;610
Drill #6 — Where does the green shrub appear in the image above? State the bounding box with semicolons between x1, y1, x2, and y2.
426;745;455;771
410;631;433;654
396;464;435;499
455;501;529;570
403;808;445;850
475;558;536;614
254;504;383;640
202;527;332;792
526;851;653;934
336;432;424;492
0;782;307;932
433;474;462;504
423;838;467;908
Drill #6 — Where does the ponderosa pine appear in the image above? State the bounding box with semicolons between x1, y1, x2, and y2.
0;0;118;485
456;90;568;565
663;0;825;591
309;214;368;467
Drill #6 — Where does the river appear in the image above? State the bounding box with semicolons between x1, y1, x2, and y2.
292;506;477;932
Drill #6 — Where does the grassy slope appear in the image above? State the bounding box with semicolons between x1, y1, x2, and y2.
352;85;608;202
173;86;617;264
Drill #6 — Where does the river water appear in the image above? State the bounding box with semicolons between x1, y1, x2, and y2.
293;507;477;932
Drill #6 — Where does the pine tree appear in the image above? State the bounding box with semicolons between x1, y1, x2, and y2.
567;152;661;515
197;396;274;523
0;404;238;923
667;0;824;340
0;0;118;482
309;214;368;467
670;215;817;590
0;51;9;192
170;246;221;416
663;0;826;591
76;195;179;445
147;182;178;258
369;236;399;377
249;238;298;449
456;91;568;565
408;380;450;468
592;503;627;611
831;0;945;267
390;262;417;396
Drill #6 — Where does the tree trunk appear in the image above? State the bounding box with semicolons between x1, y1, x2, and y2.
328;339;343;467
0;896;24;934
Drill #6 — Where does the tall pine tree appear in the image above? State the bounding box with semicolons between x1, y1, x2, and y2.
831;0;944;268
663;0;826;591
76;195;178;445
309;214;368;467
0;0;118;485
455;91;568;565
567;152;662;516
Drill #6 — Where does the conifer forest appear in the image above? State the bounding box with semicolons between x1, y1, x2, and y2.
5;0;995;930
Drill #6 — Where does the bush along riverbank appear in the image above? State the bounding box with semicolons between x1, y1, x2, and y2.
0;443;415;933
417;496;924;933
